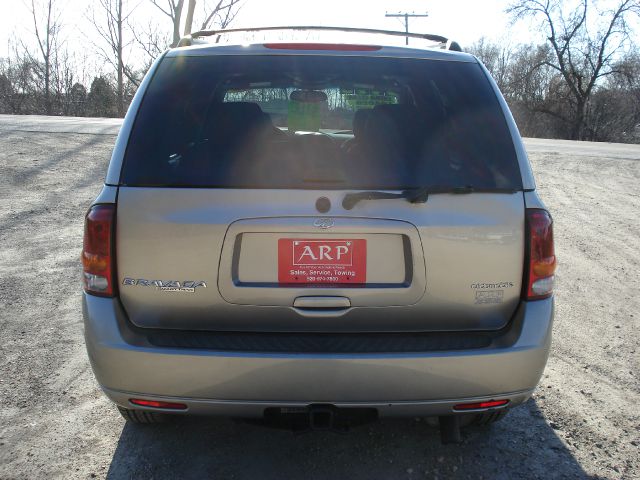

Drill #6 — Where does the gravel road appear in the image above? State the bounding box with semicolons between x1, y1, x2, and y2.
0;116;638;479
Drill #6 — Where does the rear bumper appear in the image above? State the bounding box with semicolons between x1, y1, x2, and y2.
83;294;553;417
102;386;532;418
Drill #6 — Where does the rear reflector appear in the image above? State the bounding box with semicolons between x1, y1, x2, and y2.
524;209;556;300
263;43;381;51
453;400;509;411
129;399;187;410
82;204;116;297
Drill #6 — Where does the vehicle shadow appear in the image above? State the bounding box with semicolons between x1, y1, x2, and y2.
106;398;592;479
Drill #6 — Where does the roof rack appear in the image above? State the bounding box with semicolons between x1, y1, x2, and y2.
177;25;462;51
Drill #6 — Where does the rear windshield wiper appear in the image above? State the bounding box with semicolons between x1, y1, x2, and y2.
342;188;429;210
342;186;518;210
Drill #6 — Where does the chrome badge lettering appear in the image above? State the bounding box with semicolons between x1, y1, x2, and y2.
313;218;334;229
122;278;207;293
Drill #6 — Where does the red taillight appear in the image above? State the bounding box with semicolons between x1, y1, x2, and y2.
524;209;556;300
82;204;116;297
453;399;509;411
129;399;187;410
263;43;381;51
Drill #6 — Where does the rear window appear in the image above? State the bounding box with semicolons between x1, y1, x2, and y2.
121;54;521;190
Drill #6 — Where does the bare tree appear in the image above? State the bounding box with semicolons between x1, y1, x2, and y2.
130;20;171;70
184;0;196;35
593;53;640;142
508;45;561;119
0;47;37;114
148;0;242;48
197;0;243;32
25;0;62;114
148;0;185;47
468;38;514;93
88;0;136;116
507;0;640;140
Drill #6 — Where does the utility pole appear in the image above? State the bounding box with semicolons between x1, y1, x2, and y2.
385;12;429;45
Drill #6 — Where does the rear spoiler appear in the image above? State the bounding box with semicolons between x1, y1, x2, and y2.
177;25;462;51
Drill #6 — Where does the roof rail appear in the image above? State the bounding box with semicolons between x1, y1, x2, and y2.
177;25;462;51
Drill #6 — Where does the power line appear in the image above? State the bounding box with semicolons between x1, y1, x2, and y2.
384;12;429;45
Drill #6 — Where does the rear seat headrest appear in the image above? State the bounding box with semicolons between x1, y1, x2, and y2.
218;102;265;124
362;105;403;152
203;101;267;143
352;109;372;139
360;103;426;161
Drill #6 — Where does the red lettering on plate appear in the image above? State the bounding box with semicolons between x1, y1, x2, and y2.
278;239;366;284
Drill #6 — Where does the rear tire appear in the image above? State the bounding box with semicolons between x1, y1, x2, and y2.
471;408;509;426
117;405;166;424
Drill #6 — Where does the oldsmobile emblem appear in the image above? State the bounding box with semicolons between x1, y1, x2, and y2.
313;218;335;229
122;278;207;293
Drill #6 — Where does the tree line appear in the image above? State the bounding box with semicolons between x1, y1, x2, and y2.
470;0;640;143
1;0;639;143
